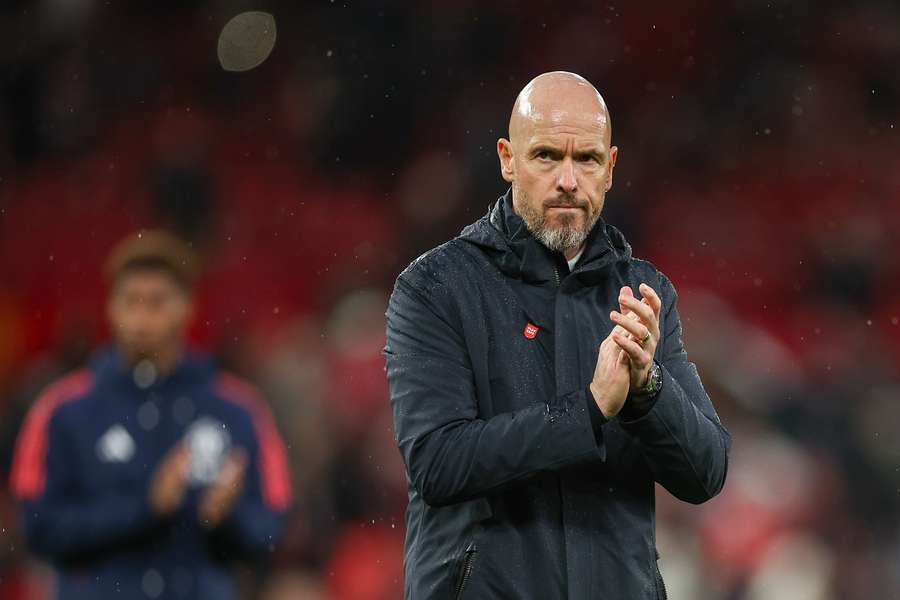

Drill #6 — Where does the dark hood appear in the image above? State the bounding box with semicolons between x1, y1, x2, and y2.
458;188;633;288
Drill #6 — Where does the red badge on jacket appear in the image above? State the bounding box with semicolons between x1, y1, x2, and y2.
523;323;540;339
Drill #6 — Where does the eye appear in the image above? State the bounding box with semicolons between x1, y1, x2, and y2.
536;150;552;160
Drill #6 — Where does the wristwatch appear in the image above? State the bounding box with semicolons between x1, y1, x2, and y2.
631;361;662;398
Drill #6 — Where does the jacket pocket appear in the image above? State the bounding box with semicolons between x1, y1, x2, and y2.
453;540;478;600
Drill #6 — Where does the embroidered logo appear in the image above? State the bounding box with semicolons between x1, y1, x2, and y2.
523;323;540;339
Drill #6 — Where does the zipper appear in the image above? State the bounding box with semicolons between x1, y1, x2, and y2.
454;542;478;600
654;562;668;600
553;266;561;287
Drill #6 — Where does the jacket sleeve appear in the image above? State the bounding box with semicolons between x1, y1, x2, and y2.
205;387;292;560
206;444;290;559
618;274;731;504
18;413;159;561
384;274;605;508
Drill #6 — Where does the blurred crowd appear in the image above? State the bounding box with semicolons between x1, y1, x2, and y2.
0;0;898;598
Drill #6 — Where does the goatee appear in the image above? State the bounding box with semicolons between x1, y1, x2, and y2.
513;184;601;254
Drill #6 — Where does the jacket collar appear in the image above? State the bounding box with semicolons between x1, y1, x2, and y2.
91;346;213;395
459;188;632;288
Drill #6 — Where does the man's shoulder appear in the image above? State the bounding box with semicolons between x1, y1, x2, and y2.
211;371;269;418
32;369;97;425
623;255;678;302
395;237;482;293
10;369;95;499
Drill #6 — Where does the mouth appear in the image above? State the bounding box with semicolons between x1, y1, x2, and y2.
546;205;585;213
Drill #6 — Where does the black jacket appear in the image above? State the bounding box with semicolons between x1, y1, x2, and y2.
384;190;730;600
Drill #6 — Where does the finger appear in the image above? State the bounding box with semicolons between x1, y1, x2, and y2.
616;346;629;367
638;283;662;319
612;331;651;369
616;308;642;324
619;296;659;339
607;320;631;340
169;447;191;481
219;461;242;486
226;448;248;472
218;465;245;491
219;451;249;488
609;311;650;341
231;471;246;495
170;444;190;464
619;296;657;329
616;288;642;320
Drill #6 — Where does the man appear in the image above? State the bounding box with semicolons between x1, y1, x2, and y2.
384;72;730;599
10;231;292;599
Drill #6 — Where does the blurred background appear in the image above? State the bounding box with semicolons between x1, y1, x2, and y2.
0;0;898;598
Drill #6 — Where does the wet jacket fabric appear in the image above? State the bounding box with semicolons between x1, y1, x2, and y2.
384;190;730;599
10;348;292;600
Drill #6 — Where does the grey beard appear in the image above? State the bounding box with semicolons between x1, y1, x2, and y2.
533;220;592;253
515;187;601;253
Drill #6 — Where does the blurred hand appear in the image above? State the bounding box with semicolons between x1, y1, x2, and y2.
589;326;632;419
609;284;661;389
149;445;191;517
198;448;248;529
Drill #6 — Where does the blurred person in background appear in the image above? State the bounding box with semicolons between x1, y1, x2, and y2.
8;231;292;600
384;72;730;599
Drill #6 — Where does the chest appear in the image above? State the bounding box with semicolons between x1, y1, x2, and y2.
69;384;244;494
464;274;623;416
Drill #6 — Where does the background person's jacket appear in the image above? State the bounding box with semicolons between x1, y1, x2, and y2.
384;190;730;600
10;348;292;600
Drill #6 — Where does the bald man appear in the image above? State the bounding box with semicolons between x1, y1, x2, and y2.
384;72;730;599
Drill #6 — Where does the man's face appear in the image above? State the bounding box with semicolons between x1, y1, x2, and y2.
498;86;617;254
107;269;192;361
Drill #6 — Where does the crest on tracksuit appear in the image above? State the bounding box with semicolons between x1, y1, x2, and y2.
184;417;231;485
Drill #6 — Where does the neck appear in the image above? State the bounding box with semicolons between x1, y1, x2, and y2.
121;344;183;377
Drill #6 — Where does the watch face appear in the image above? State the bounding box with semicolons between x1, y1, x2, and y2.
649;364;662;392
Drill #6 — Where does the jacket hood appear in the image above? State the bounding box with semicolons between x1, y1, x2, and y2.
458;188;633;287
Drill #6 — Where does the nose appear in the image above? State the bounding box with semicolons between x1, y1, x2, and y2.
556;158;577;193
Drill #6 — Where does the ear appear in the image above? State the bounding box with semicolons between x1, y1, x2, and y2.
605;145;618;192
497;138;515;183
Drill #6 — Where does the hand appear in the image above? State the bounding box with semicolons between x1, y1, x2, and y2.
609;284;662;389
589;327;633;419
149;445;191;517
198;449;248;529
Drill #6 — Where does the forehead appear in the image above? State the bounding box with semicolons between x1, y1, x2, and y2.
113;269;185;296
525;112;610;148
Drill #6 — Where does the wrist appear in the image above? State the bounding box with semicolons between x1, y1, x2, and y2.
634;370;650;391
629;361;662;399
588;382;607;417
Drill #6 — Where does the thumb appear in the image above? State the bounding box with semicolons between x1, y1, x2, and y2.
169;446;191;479
228;448;249;471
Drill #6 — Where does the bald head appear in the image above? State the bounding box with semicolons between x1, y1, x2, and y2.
509;71;612;148
497;71;619;259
